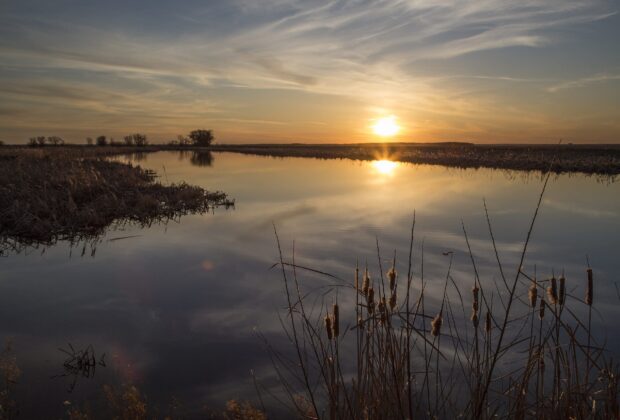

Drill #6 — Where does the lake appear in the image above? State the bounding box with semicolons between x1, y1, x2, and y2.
1;151;619;417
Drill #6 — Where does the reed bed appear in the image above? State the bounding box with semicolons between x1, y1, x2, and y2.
268;180;619;419
0;148;232;253
210;143;620;176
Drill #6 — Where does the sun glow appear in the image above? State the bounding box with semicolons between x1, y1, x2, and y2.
372;115;400;137
372;159;399;175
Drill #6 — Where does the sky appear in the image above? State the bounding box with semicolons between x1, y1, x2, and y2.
0;0;619;144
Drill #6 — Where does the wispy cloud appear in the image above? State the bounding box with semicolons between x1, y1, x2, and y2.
547;73;620;92
0;0;618;142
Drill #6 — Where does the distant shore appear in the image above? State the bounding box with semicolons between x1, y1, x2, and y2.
208;142;620;175
2;142;619;175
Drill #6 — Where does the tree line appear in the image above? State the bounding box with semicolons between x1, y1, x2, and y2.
20;129;215;147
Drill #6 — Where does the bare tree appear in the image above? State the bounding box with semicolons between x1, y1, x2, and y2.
96;136;107;146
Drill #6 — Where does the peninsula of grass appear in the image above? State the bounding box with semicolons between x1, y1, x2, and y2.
0;147;232;252
209;142;620;176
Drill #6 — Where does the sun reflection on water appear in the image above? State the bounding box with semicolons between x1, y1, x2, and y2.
371;159;399;176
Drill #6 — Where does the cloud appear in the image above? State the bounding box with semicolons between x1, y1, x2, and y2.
547;73;620;92
0;0;617;142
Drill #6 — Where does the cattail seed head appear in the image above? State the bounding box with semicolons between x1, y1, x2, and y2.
472;285;480;314
528;282;538;308
431;314;442;337
367;287;375;314
559;276;566;306
547;277;558;305
485;311;492;334
332;304;339;338
355;267;359;291
471;310;479;326
324;314;333;340
389;292;397;311
586;268;593;306
378;297;387;323
362;269;370;296
539;299;546;320
388;268;397;291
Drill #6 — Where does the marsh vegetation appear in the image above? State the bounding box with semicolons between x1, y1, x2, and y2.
210;143;620;176
0;147;232;254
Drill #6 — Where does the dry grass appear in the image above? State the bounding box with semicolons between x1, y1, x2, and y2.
267;175;619;418
0;148;232;254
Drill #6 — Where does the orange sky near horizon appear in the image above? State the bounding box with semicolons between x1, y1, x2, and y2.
0;1;619;145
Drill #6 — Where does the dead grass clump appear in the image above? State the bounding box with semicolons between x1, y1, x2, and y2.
0;149;232;253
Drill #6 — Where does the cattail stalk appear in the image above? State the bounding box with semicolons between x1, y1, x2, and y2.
431;314;442;336
485;311;492;334
528;278;538;308
367;287;375;315
471;285;480;326
586;268;593;306
388;267;396;291
362;269;370;296
332;303;339;338
558;276;566;306
325;314;333;340
547;276;558;305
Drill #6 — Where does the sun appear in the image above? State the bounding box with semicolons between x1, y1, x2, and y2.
372;115;400;137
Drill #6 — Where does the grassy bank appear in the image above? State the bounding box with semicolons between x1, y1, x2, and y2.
0;147;232;253
210;142;620;176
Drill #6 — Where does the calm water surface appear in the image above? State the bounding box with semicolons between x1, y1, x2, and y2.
1;151;619;417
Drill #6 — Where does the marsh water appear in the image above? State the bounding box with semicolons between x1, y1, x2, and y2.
1;151;619;417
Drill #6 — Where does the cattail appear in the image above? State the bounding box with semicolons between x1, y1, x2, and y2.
586;268;593;306
558;276;566;306
388;267;397;291
539;299;546;320
539;356;545;374
357;316;364;328
431;313;442;336
528;279;538;308
389;291;397;311
362;269;370;296
485;311;492;334
547;276;558;305
367;287;375;314
378;297;387;324
471;310;479;326
332;303;339;338
355;266;359;291
472;285;480;313
325;314;333;340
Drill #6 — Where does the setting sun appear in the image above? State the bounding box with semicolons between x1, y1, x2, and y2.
372;116;400;137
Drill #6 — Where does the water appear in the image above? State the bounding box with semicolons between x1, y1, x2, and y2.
1;151;619;417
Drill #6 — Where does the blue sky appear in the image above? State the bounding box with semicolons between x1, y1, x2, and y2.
1;0;619;143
